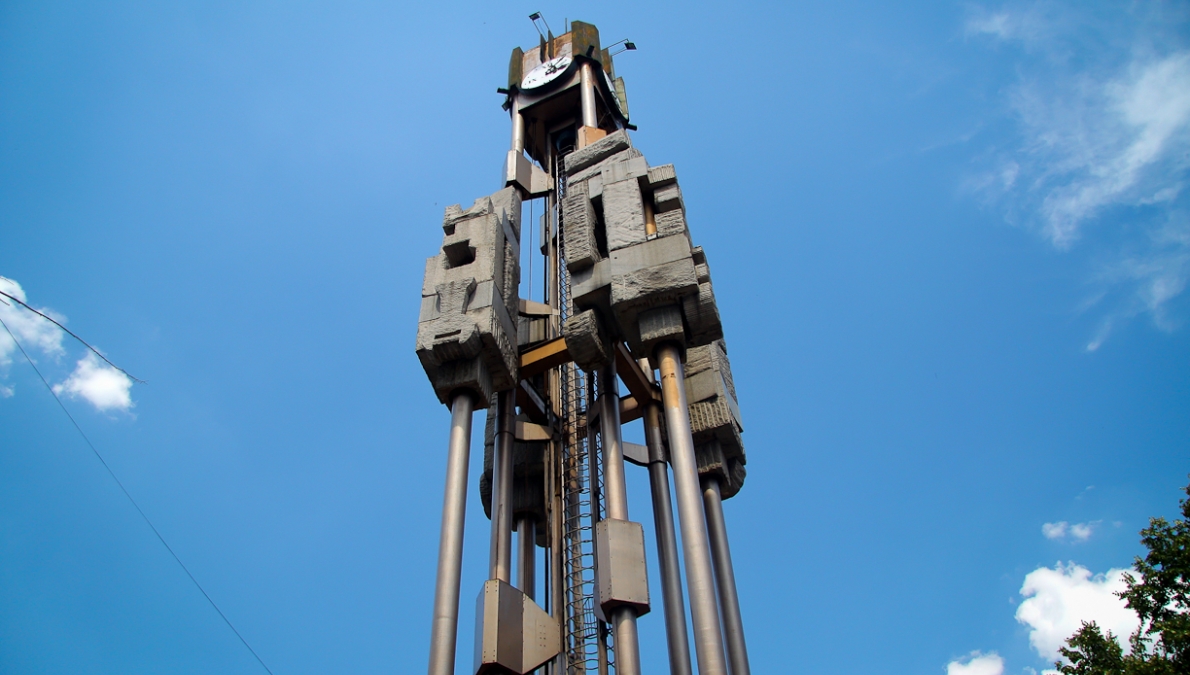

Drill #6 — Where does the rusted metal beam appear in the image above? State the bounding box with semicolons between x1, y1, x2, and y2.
615;342;661;405
520;336;571;379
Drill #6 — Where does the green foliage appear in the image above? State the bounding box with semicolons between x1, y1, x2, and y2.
1055;478;1190;675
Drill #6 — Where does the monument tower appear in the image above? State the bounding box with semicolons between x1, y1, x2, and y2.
416;17;751;675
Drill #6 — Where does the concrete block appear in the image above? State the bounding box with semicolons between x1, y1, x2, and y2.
695;439;730;490
654;209;693;248
601;156;648;186
570;258;612;316
416;187;522;406
602;177;648;252
653;183;684;214
638;304;685;356
646;163;676;188
564;129;631;175
611;257;699;312
562;181;602;272
566;147;643;185
688;396;744;459
691;246;711;284
563;309;611;372
480;408;548;522
681;280;723;348
587;174;602;200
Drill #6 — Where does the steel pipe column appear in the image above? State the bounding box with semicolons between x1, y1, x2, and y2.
489;390;516;582
510;97;525;153
598;362;642;675
643;381;693;675
702;477;751;675
579;63;598;129
656;342;729;675
517;516;537;600
427;393;476;675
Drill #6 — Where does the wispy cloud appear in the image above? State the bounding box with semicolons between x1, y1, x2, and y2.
0;277;65;367
947;651;1004;675
1042;520;1098;542
53;353;134;413
967;2;1190;349
1015;562;1137;660
1;276;136;414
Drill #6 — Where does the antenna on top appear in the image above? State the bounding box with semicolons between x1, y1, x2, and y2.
528;12;551;39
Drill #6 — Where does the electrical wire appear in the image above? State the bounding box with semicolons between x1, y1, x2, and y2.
0;316;275;675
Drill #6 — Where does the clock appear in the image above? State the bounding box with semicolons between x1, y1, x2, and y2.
521;55;573;90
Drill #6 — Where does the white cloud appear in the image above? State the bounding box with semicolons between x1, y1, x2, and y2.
1042;521;1068;539
0;277;66;367
53;353;134;413
1042;520;1097;541
947;651;1004;675
968;3;1190;348
1015;562;1138;660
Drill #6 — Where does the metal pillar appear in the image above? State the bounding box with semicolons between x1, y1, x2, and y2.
517;516;537;600
703;478;750;675
642;360;693;675
511;99;525;153
427;393;475;675
656;342;729;675
579;63;598;129
597;362;643;675
490;390;516;582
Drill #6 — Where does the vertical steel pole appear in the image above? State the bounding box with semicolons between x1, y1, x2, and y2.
579;63;598;129
490;390;516;583
510;97;525;153
517;516;537;600
642;359;693;675
702;477;750;675
427;393;475;675
598;361;643;675
656;342;728;675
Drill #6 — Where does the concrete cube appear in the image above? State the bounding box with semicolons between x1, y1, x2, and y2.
602;177;649;252
562;180;601;272
563;309;611;372
564;129;631;175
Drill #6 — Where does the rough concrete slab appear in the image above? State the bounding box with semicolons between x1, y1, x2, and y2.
562;180;601;272
566;148;643;185
646;164;676;188
563;309;611;372
601;156;648;186
638;304;685;356
654;209;693;249
603;178;648;252
564;129;631;175
681;280;723;348
653;183;683;214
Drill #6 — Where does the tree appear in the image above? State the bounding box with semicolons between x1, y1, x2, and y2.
1056;477;1190;674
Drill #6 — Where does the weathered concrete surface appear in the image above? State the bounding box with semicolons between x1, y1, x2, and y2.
638;304;685;357
562;180;601;272
564;129;632;175
683;340;746;497
563;309;611;372
416;187;521;406
602;176;649;252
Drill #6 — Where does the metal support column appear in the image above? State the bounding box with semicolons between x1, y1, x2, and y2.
518;516;537;600
642;362;693;675
579;63;598;129
490;390;516;582
656;342;729;675
427;393;475;675
599;361;642;675
702;477;750;675
511;98;525;153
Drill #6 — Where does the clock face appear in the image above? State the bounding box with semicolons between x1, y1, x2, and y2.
521;55;574;90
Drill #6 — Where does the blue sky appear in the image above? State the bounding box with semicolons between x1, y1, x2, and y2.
1;2;1187;674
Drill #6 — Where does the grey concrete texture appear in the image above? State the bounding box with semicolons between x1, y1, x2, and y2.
637;304;685;356
562;180;601;272
563;129;632;175
653;183;684;214
565;147;644;186
683;340;746;494
646;163;677;189
562;309;611;372
695;440;747;499
602;176;649;252
416;187;522;406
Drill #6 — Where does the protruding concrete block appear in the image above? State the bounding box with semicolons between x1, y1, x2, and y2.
563;309;611;372
653;208;693;248
567;147;643;185
601;156;648;186
638;304;685;357
564;129;631;175
681;280;723;348
480;406;548;525
603;177;648;252
691;246;711;284
562;181;601;272
416;187;522;406
594;519;651;617
646;163;676;188
653;183;683;214
696;439;746;499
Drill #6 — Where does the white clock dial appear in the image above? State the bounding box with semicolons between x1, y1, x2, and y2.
521;55;573;90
